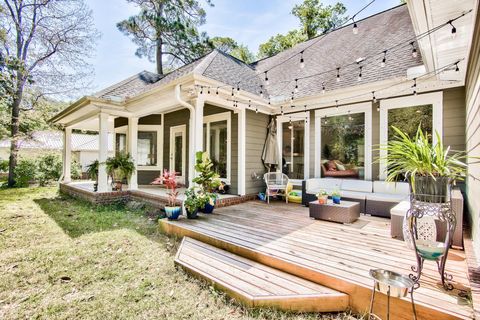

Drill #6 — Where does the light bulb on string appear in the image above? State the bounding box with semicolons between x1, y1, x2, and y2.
376;106;380;112
335;100;339;109
322;83;326;94
449;21;457;39
237;84;240;92
381;50;387;67
372;91;377;103
410;42;417;58
200;86;203;94
352;22;358;35
207;87;210;94
300;51;305;69
216;87;219;95
231;87;234;97
455;62;460;73
358;66;363;81
294;79;299;93
264;71;269;85
255;107;258;113
259;85;264;98
336;67;341;83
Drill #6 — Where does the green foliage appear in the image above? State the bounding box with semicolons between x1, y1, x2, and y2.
291;0;347;39
387;105;432;141
184;186;208;212
14;158;37;187
378;126;468;193
86;160;99;182
192;151;221;192
37;154;62;186
106;153;136;182
117;0;213;74
209;36;238;53
0;159;8;172
230;44;256;64
71;160;82;180
258;30;307;59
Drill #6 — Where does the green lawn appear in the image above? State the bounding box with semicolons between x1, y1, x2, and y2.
0;187;358;319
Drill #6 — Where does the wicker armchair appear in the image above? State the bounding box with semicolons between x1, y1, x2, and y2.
264;172;289;204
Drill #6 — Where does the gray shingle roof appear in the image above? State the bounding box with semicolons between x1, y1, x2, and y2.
93;4;419;102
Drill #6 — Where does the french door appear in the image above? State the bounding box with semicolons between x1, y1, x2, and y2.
169;125;186;184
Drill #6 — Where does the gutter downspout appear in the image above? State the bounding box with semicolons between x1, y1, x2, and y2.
174;84;195;186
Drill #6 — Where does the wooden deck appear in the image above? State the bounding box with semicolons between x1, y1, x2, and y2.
160;201;473;320
176;237;349;312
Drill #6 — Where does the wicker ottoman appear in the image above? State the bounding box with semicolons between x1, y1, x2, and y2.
309;200;360;224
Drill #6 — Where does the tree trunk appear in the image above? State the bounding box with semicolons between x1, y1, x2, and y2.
156;38;163;75
7;78;25;187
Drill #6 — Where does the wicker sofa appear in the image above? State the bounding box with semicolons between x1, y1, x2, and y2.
302;178;410;217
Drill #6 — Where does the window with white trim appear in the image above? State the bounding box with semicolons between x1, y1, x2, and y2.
203;112;231;182
137;131;157;166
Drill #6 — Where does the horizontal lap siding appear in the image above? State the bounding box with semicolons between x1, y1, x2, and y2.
443;87;466;152
245;110;269;195
466;10;480;260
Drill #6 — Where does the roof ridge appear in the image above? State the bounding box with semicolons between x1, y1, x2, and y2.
194;50;219;75
94;70;161;98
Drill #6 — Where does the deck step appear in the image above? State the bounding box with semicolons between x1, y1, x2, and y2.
175;237;349;312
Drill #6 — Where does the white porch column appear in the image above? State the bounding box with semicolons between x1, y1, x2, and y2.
98;113;109;192
63;127;72;183
128;117;138;190
237;108;246;195
188;98;204;186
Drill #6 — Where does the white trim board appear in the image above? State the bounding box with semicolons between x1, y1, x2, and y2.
314;102;372;180
169;124;187;184
379;91;443;180
276;111;310;180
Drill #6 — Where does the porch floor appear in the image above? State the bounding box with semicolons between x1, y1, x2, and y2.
160;201;473;320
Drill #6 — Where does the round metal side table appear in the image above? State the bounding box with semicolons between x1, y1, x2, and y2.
369;269;417;320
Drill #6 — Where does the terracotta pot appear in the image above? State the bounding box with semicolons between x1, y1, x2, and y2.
317;195;328;204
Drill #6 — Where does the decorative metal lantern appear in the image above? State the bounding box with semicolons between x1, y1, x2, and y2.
405;189;456;291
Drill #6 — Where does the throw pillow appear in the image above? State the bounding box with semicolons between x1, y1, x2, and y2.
336;162;346;171
326;160;337;171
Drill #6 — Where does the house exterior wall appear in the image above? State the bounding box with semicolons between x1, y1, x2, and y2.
245;110;269;195
466;9;480;260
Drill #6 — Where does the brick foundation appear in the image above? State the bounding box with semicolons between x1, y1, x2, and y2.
59;183;257;209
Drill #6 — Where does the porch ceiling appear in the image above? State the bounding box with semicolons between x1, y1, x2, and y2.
408;0;476;84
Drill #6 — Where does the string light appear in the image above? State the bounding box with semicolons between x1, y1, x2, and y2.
264;71;269;85
353;21;358;35
259;85;264;98
248;99;251;108
455;62;460;72
410;42;417;58
336;67;341;82
358;65;363;81
335;100;339;108
200;86;203;94
412;78;417;95
381;50;387;67
237;83;240;91
294;79;299;93
372;91;377;103
216;87;219;95
300;51;305;69
255;107;258;113
377;105;380;112
231;87;234;97
280;105;284;115
449;20;457;39
207;87;210;94
322;83;326;94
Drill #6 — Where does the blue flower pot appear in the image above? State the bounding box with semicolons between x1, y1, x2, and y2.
201;197;216;214
332;196;341;204
165;206;182;220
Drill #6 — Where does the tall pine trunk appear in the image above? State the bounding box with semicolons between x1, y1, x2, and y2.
156;38;163;75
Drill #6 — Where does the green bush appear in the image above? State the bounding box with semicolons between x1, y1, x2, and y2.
71;159;82;180
14;158;38;187
0;160;9;173
37;153;62;186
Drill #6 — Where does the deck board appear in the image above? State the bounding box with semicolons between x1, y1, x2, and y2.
161;201;473;320
175;237;349;312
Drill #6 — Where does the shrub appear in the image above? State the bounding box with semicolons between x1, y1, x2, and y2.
37;153;62;186
71;159;82;180
14;158;38;187
0;160;9;173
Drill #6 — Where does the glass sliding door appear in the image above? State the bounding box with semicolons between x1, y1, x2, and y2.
320;113;365;179
281;121;305;179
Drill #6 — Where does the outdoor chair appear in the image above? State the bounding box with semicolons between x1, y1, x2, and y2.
264;172;289;204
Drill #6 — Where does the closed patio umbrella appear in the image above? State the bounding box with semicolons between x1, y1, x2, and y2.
262;118;279;170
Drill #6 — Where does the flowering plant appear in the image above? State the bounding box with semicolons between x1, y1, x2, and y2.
152;169;179;207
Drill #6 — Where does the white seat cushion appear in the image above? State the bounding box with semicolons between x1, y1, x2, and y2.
373;181;410;195
305;178;342;193
341;180;373;193
390;201;410;216
341;190;368;200
306;187;336;195
366;193;408;202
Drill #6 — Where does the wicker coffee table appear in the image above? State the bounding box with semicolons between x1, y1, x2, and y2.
309;200;360;223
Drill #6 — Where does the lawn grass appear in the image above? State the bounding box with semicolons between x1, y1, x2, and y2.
0;187;359;319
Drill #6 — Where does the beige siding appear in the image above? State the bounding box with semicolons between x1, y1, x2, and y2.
443;87;466;152
245;110;269;195
466;10;480;259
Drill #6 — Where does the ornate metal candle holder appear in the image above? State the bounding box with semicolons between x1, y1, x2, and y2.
405;193;456;291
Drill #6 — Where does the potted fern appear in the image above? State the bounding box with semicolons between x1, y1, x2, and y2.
380;126;467;202
106;153;135;191
193;151;221;213
86;160;99;191
152;170;181;220
183;186;207;219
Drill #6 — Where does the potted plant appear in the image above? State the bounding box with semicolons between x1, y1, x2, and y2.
316;190;328;204
380;126;468;203
86;160;99;191
105;153;135;191
183;186;207;219
331;188;341;204
193;151;221;213
152;169;181;220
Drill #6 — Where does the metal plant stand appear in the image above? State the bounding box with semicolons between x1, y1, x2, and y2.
369;269;417;320
406;193;456;291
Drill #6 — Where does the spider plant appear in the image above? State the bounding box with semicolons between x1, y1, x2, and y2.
378;125;467;200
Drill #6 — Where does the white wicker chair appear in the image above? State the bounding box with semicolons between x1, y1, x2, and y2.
264;172;289;204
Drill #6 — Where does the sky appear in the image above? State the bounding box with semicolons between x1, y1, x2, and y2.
85;0;400;93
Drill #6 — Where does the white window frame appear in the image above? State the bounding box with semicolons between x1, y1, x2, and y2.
169;124;187;184
203;111;231;184
276;111;310;182
114;123;164;171
314;102;372;180
379;91;443;180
